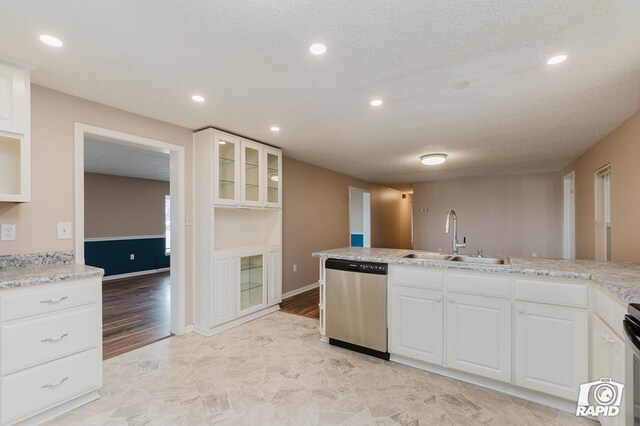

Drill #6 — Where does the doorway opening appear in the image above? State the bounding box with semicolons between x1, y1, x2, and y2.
562;171;575;259
74;124;186;359
594;164;612;262
349;187;371;248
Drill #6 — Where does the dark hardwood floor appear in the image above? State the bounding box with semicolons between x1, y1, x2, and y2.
280;288;320;319
102;271;171;359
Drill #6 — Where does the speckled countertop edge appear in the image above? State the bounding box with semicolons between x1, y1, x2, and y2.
312;247;640;305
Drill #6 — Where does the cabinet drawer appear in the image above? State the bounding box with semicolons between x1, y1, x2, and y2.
0;279;99;321
1;305;99;375
594;287;626;338
2;348;100;424
389;266;443;290
445;272;510;298
514;278;587;308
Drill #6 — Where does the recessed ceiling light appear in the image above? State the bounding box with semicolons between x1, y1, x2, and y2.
420;153;448;166
547;54;567;65
309;43;327;55
370;99;383;107
270;126;280;132
191;95;205;103
39;34;63;47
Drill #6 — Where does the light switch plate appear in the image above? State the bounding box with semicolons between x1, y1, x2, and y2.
57;222;72;240
1;224;16;241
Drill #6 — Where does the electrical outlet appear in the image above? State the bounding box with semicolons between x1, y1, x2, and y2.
130;254;135;260
1;224;16;241
57;222;72;240
293;264;297;272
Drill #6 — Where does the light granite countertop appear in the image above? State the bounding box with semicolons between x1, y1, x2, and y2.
0;252;104;289
313;247;640;306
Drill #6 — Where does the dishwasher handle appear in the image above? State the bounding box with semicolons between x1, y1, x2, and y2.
325;258;387;275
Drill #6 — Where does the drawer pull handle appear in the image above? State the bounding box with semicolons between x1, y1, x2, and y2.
41;333;69;343
42;376;69;389
40;296;68;304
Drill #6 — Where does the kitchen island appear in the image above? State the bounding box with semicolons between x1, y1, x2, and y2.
313;247;635;423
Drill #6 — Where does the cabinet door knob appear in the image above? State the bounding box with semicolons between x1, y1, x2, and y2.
435;295;442;302
448;296;455;303
517;306;525;314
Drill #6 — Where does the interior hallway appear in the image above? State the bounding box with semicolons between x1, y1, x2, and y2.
102;271;171;359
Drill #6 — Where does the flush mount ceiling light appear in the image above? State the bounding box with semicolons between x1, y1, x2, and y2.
370;99;383;107
309;43;327;55
547;54;567;65
420;153;448;166
270;126;280;132
39;34;63;47
191;95;205;103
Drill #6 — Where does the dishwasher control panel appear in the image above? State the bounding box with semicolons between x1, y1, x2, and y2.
325;259;388;275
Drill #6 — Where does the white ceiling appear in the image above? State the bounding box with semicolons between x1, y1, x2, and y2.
2;1;640;184
84;137;170;181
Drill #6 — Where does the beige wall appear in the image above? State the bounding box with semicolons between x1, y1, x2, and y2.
0;85;195;321
413;172;563;258
570;110;640;262
84;173;169;238
282;157;412;294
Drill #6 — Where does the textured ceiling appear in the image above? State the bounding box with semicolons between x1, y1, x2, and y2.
84;138;169;181
1;1;640;183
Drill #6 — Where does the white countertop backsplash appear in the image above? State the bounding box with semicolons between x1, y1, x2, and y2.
313;247;640;305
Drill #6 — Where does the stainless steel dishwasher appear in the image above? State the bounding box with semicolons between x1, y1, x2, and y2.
325;258;389;359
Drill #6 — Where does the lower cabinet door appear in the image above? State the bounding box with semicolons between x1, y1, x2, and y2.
446;293;511;382
515;302;587;400
389;286;443;365
212;253;236;326
267;248;282;306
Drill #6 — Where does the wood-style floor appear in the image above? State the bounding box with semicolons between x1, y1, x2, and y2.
102;271;172;359
280;288;320;319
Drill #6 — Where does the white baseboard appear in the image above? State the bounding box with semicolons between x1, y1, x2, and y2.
103;268;170;282
18;390;99;425
195;305;280;337
184;324;195;334
282;282;319;300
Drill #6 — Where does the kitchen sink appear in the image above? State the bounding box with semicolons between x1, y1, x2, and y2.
403;253;452;261
449;255;510;265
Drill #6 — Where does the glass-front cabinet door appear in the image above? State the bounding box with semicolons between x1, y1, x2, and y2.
238;251;267;315
241;140;263;207
264;147;282;208
213;132;240;205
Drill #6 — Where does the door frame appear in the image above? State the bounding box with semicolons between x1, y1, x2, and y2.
73;123;187;335
349;186;371;248
562;171;575;259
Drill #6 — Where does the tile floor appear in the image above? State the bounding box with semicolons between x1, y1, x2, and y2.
48;312;596;425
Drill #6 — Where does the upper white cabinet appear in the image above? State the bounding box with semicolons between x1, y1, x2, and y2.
241;140;264;207
264;147;282;208
213;132;240;206
514;301;588;400
0;60;30;202
389;285;443;365
446;293;511;382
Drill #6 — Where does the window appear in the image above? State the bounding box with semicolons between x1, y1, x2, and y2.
165;195;171;255
594;165;611;261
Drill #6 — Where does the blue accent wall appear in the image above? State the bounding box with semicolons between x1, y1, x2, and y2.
350;233;364;247
85;237;170;277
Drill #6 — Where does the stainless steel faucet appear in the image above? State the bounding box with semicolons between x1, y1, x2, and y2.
445;210;466;254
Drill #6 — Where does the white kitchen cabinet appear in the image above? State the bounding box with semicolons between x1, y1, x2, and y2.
237;249;267;316
390;286;443;365
213;132;241;206
446;293;511;382
241;140;264;207
0;60;30;202
267;247;282;305
591;315;626;426
515;302;588;400
263;146;282;208
212;253;236;326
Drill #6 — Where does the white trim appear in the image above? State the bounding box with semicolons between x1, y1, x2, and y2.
74;123;187;336
84;235;166;242
184;324;195;334
562;171;576;259
102;268;171;282
390;354;578;415
16;391;99;426
282;282;320;300
195;305;280;337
